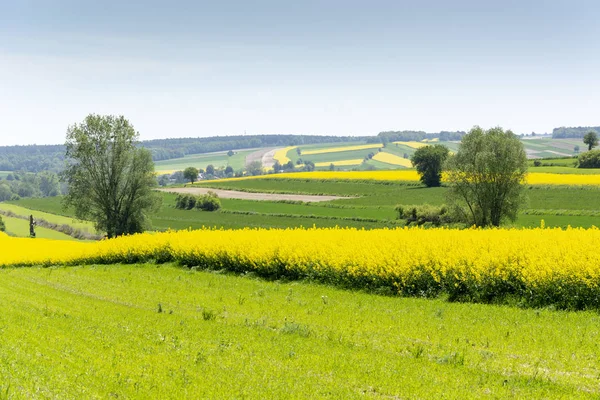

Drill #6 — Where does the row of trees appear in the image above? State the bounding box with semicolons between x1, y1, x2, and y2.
410;126;527;227
0;171;62;201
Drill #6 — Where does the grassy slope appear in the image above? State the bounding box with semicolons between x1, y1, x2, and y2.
1;215;76;240
0;203;96;233
0;264;597;399
155;150;254;173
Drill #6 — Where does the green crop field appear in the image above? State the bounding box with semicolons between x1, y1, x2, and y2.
1;215;76;240
154;149;255;174
0;264;598;398
0;203;96;233
10;176;600;231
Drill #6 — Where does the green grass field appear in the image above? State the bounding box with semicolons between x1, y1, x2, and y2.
0;203;96;233
154;149;254;174
0;264;598;398
1;215;76;240
10;178;600;230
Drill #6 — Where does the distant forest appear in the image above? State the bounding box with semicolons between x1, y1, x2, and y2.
0;131;462;173
552;126;600;138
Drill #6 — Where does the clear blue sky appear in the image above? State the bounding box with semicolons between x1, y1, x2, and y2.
1;0;599;145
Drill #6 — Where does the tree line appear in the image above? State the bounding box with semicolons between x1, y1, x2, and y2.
0;171;62;201
552;126;600;139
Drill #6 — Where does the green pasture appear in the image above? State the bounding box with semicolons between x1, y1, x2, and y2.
154;149;254;174
299;149;376;164
0;264;597;398
0;171;12;179
10;176;600;230
1;215;75;240
0;203;96;233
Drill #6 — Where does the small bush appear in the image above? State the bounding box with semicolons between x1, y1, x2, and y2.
578;150;600;168
0;215;4;232
533;160;542;167
395;204;465;227
196;191;221;211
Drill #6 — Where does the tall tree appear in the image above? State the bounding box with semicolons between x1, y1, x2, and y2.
446;126;527;227
183;167;199;184
411;144;450;187
62;114;160;238
583;131;598;151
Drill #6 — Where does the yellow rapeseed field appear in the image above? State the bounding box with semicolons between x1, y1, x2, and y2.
301;144;382;155
273;146;297;164
2;226;600;308
314;159;364;167
201;170;600;186
372;152;413;167
393;141;428;149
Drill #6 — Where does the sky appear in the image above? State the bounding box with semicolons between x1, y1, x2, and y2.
1;0;599;146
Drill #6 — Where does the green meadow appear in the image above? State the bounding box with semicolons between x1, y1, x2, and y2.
0;264;597;398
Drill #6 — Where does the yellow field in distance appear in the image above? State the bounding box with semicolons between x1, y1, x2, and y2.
372;152;413;167
197;170;600;185
393;141;428;149
273;146;297;164
302;144;382;155
314;159;364;167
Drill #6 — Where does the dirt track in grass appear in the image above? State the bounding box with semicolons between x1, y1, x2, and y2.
158;187;351;202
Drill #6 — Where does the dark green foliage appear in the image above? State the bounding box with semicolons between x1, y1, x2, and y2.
175;192;221;211
533;160;542;167
583;131;598;151
577;149;600;168
224;166;234;176
195;191;221;211
62;114;161;238
411;145;449;187
227;150;234;157
205;164;215;175
395;204;464;227
183;167;199;184
0;215;4;232
446;126;528;227
247;161;263;176
552;126;600;138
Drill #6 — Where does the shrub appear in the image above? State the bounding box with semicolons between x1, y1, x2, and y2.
578;150;600;168
0;215;4;232
186;195;197;210
395;204;465;227
533;160;542;167
195;191;221;211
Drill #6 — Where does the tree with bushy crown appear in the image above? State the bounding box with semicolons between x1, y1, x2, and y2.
411;144;449;187
61;114;161;238
445;126;527;227
583;131;598;151
183;167;199;184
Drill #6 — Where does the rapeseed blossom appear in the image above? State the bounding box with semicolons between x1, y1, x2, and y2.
2;227;600;309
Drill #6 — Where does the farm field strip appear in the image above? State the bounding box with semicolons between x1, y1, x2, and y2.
154;149;254;174
301;144;382;155
371;151;413;167
0;203;96;233
314;159;364;167
392;141;428;149
1;265;596;398
1;215;76;240
273;146;296;164
198;170;600;185
4;226;600;309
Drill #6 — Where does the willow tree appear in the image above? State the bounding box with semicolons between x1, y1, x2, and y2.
62;114;160;238
445;126;527;227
